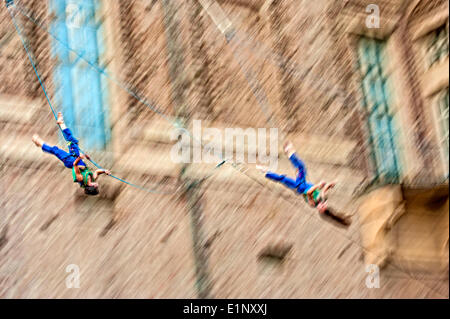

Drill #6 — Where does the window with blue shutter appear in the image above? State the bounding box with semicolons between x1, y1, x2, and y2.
50;0;110;150
358;37;401;182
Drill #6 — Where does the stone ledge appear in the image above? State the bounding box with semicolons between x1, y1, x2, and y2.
132;118;358;166
421;57;449;97
1;134;364;193
0;95;41;124
341;11;400;40
0;134;46;167
410;7;449;40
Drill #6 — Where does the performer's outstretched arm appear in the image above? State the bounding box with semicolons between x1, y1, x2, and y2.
93;169;111;180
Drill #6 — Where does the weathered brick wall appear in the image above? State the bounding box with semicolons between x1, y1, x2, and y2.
0;0;447;298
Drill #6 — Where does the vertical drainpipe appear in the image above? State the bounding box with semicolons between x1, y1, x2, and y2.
161;0;213;299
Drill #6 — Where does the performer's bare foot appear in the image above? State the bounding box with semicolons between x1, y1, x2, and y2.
256;165;269;174
32;134;44;148
283;141;295;157
56;112;64;124
56;112;67;129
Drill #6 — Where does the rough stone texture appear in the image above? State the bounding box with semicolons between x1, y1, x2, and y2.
0;0;448;298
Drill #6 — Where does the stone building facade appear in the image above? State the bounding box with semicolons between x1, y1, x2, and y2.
0;0;448;298
335;0;449;282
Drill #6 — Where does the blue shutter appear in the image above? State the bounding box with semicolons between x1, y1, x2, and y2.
358;38;400;182
50;0;110;150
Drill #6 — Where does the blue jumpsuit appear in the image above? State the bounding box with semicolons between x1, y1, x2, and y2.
41;128;86;169
265;153;313;195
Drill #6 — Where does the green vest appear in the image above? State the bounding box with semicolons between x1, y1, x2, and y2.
72;166;94;187
303;188;321;206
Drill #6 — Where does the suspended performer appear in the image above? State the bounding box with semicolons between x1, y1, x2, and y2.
257;141;351;226
32;112;110;196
